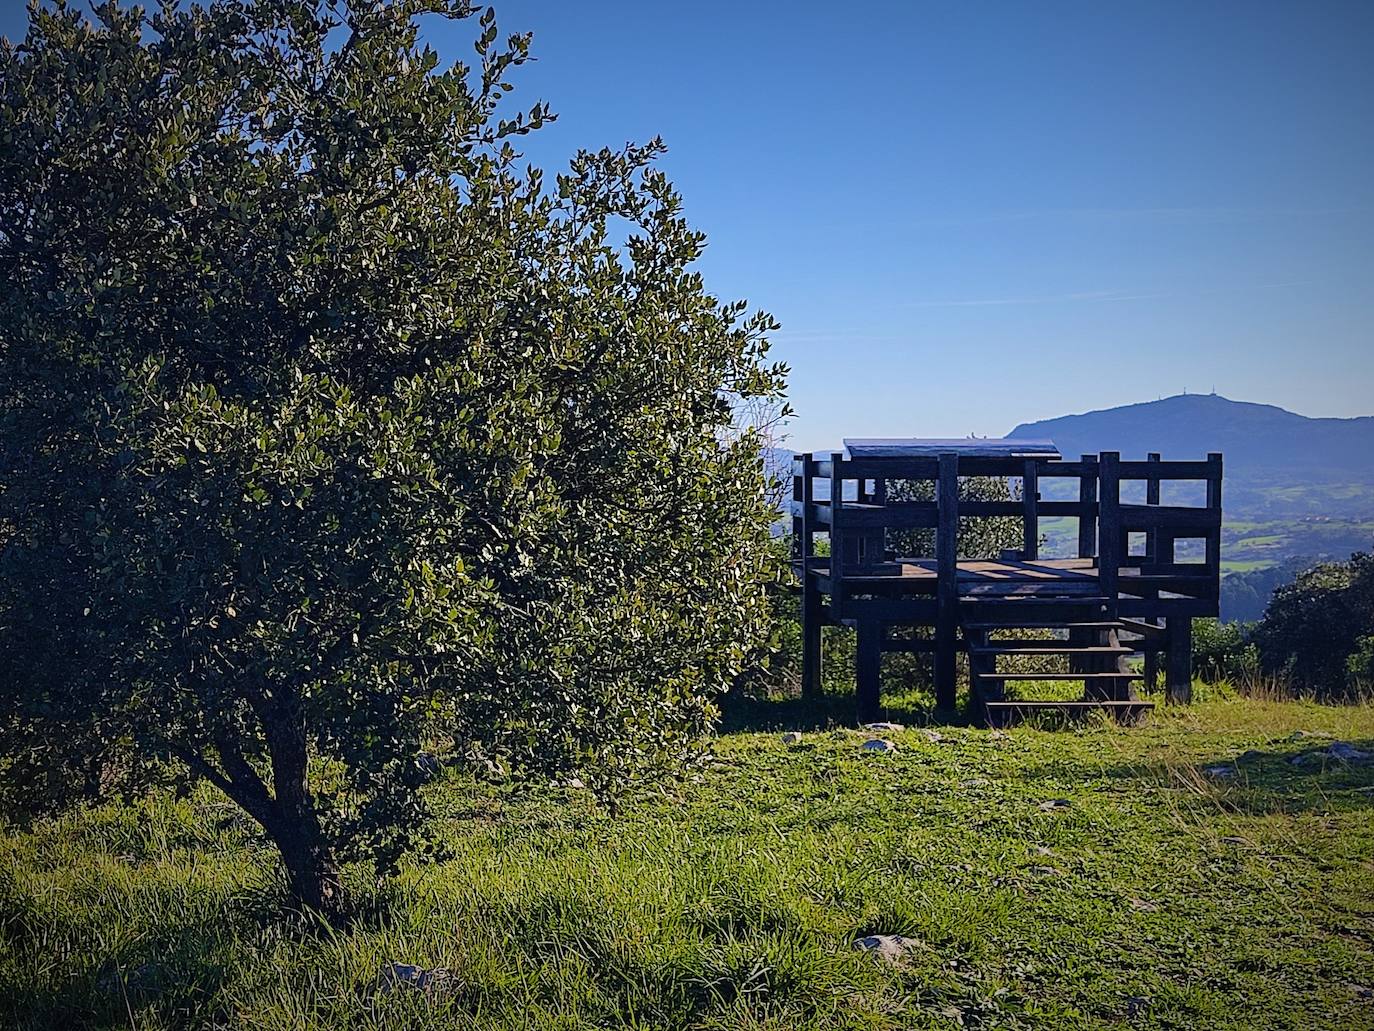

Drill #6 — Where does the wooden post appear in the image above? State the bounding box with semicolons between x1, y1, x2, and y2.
1021;458;1039;561
799;453;822;699
1166;615;1193;704
935;452;959;711
1077;454;1098;559
1206;452;1223;582
1145;452;1160;564
1144;628;1159;692
856;619;882;724
1098;452;1121;616
828;452;845;619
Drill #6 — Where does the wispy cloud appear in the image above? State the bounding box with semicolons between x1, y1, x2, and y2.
907;207;1372;229
903;280;1310;309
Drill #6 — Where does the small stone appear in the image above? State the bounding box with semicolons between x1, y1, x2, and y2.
1038;798;1071;811
862;738;897;753
959;777;989;789
1287;730;1332;742
921;729;943;743
564;777;586;790
1032;845;1054;857
830;730;851;740
780;731;803;745
863;722;905;732
1328;741;1372;763
1219;835;1246;845
1203;764;1235;778
416;752;443;779
1349;984;1374;1002
989;729;1009;740
377;962;454;996
1028;865;1063;878
853;934;920;962
1236;749;1265;764
1128;897;1158;912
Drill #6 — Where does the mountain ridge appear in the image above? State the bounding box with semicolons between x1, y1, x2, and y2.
1006;393;1374;486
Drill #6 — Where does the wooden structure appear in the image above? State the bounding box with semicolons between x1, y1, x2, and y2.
790;439;1223;725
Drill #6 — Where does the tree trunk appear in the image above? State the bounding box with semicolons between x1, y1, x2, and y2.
264;718;347;922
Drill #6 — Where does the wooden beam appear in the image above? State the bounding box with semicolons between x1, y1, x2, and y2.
935;452;959;710
1021;458;1039;561
800;453;821;699
1077;454;1098;559
1098;452;1121;615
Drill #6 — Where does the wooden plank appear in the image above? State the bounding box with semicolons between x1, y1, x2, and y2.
838;503;939;529
935;452;959;710
1077;454;1098;559
1119;504;1222;529
979;672;1143;681
968;644;1133;656
845;437;1060;458
1097;452;1121;613
1206;452;1223;581
827;451;845;618
1022;458;1039;561
1116;460;1216;479
800;453;821;699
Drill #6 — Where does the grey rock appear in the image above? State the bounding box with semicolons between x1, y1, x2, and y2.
861;738;897;753
862;722;905;732
1292;741;1373;768
1287;730;1332;742
1329;741;1372;763
416;752;444;780
377;962;454;996
921;729;944;743
780;731;803;745
1203;764;1235;778
1236;749;1265;764
853;934;920;962
1038;798;1072;811
959;777;989;789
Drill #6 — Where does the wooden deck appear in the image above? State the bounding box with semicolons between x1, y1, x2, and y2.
792;445;1223;723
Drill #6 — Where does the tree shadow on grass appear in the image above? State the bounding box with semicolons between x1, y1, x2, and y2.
1011;736;1374;817
716;688;973;734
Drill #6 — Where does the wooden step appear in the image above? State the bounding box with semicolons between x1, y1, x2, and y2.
961;596;1110;606
967;644;1135;656
984;700;1155;711
976;671;1143;681
983;699;1155;726
963;621;1122;632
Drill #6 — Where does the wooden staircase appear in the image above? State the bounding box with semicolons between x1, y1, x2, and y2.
961;596;1153;727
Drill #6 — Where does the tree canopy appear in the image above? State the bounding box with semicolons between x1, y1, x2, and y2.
0;0;786;917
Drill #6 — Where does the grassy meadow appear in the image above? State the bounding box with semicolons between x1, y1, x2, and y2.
3;692;1373;1030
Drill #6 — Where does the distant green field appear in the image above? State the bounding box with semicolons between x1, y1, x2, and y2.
3;695;1373;1029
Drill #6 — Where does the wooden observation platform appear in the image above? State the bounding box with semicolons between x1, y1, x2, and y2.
790;440;1223;725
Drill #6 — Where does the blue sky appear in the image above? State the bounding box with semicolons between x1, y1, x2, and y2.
6;2;1372;450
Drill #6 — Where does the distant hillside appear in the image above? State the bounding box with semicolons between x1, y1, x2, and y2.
1007;393;1374;521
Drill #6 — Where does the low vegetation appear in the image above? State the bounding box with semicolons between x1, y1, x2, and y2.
3;695;1372;1029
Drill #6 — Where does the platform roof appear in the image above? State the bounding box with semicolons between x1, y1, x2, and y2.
842;438;1061;459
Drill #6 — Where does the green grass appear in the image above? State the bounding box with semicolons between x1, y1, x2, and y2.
1221;558;1279;574
3;697;1374;1029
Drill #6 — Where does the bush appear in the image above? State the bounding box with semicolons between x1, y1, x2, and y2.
1252;552;1374;701
1191;618;1259;686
